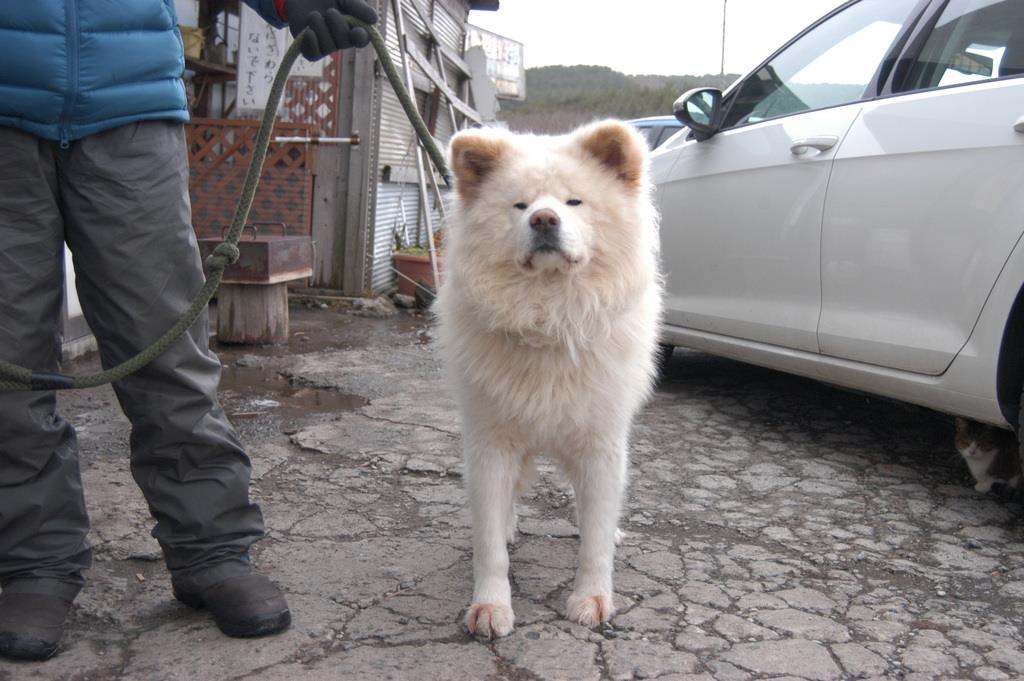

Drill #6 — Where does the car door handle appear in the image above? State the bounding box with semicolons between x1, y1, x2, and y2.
1015;115;1024;133
790;135;839;155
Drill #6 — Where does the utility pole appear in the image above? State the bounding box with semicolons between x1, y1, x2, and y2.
720;0;728;87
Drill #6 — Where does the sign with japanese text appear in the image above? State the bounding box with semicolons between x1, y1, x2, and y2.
465;24;525;101
237;5;324;113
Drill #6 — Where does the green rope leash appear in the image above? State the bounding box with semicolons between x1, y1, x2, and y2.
0;21;450;392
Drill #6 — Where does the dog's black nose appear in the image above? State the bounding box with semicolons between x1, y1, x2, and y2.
529;208;560;233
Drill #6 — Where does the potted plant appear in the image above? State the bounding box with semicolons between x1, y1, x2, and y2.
393;232;443;297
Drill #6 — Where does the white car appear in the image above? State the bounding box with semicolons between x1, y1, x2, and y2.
652;0;1024;438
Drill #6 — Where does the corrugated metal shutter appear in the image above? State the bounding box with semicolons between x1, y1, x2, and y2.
377;0;470;183
370;0;468;293
378;0;433;184
432;2;463;49
378;89;421;184
429;3;466;144
372;182;411;293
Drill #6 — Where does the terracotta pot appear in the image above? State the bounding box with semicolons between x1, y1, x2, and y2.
393;252;443;296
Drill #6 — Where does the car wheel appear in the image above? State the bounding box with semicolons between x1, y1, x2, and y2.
1019;386;1024;482
655;343;674;382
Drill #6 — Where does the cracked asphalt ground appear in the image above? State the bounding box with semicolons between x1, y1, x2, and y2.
4;304;1024;681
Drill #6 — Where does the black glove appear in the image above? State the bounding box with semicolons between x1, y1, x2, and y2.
283;0;379;61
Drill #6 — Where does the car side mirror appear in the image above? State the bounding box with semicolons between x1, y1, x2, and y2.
673;88;723;142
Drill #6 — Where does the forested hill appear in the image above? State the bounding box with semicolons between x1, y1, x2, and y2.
498;65;739;134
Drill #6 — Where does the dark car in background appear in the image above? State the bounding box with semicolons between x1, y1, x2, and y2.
629;115;684;149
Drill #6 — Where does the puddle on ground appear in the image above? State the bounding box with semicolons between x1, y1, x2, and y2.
219;364;368;419
210;305;432;355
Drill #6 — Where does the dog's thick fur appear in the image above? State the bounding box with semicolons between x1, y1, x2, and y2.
436;120;663;638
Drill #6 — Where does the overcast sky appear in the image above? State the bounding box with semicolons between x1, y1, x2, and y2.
468;0;849;77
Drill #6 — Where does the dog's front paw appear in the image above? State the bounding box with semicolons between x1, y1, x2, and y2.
465;602;515;639
567;591;615;627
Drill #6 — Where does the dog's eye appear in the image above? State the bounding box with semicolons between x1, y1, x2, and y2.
513;202;528;210
566;199;583;206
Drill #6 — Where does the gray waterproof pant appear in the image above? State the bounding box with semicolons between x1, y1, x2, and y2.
0;122;265;600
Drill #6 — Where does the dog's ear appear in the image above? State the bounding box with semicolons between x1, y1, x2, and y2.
450;131;509;201
576;120;646;191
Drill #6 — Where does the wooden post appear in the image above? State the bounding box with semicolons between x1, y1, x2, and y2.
311;0;384;294
311;143;344;288
216;283;289;344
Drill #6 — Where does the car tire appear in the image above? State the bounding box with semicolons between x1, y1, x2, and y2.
1018;386;1024;480
655;343;674;382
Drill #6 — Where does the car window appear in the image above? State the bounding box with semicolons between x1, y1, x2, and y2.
899;0;1024;92
722;0;919;129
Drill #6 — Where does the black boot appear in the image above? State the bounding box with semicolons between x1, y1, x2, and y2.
0;591;73;661
173;572;291;638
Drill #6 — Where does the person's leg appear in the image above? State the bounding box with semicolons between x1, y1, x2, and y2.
0;128;88;660
59;121;288;635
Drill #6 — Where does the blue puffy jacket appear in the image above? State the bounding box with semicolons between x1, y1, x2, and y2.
0;1;286;145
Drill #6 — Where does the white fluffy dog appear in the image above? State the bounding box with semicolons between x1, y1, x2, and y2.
435;120;663;638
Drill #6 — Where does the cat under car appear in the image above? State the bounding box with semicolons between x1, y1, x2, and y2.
954;417;1021;499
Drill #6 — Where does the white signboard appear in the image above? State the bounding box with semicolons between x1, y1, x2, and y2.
237;5;324;113
465;24;525;101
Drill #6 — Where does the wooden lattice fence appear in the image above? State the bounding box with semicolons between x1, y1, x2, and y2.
186;118;316;239
281;54;342;135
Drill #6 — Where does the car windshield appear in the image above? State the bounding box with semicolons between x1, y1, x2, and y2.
723;0;918;127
